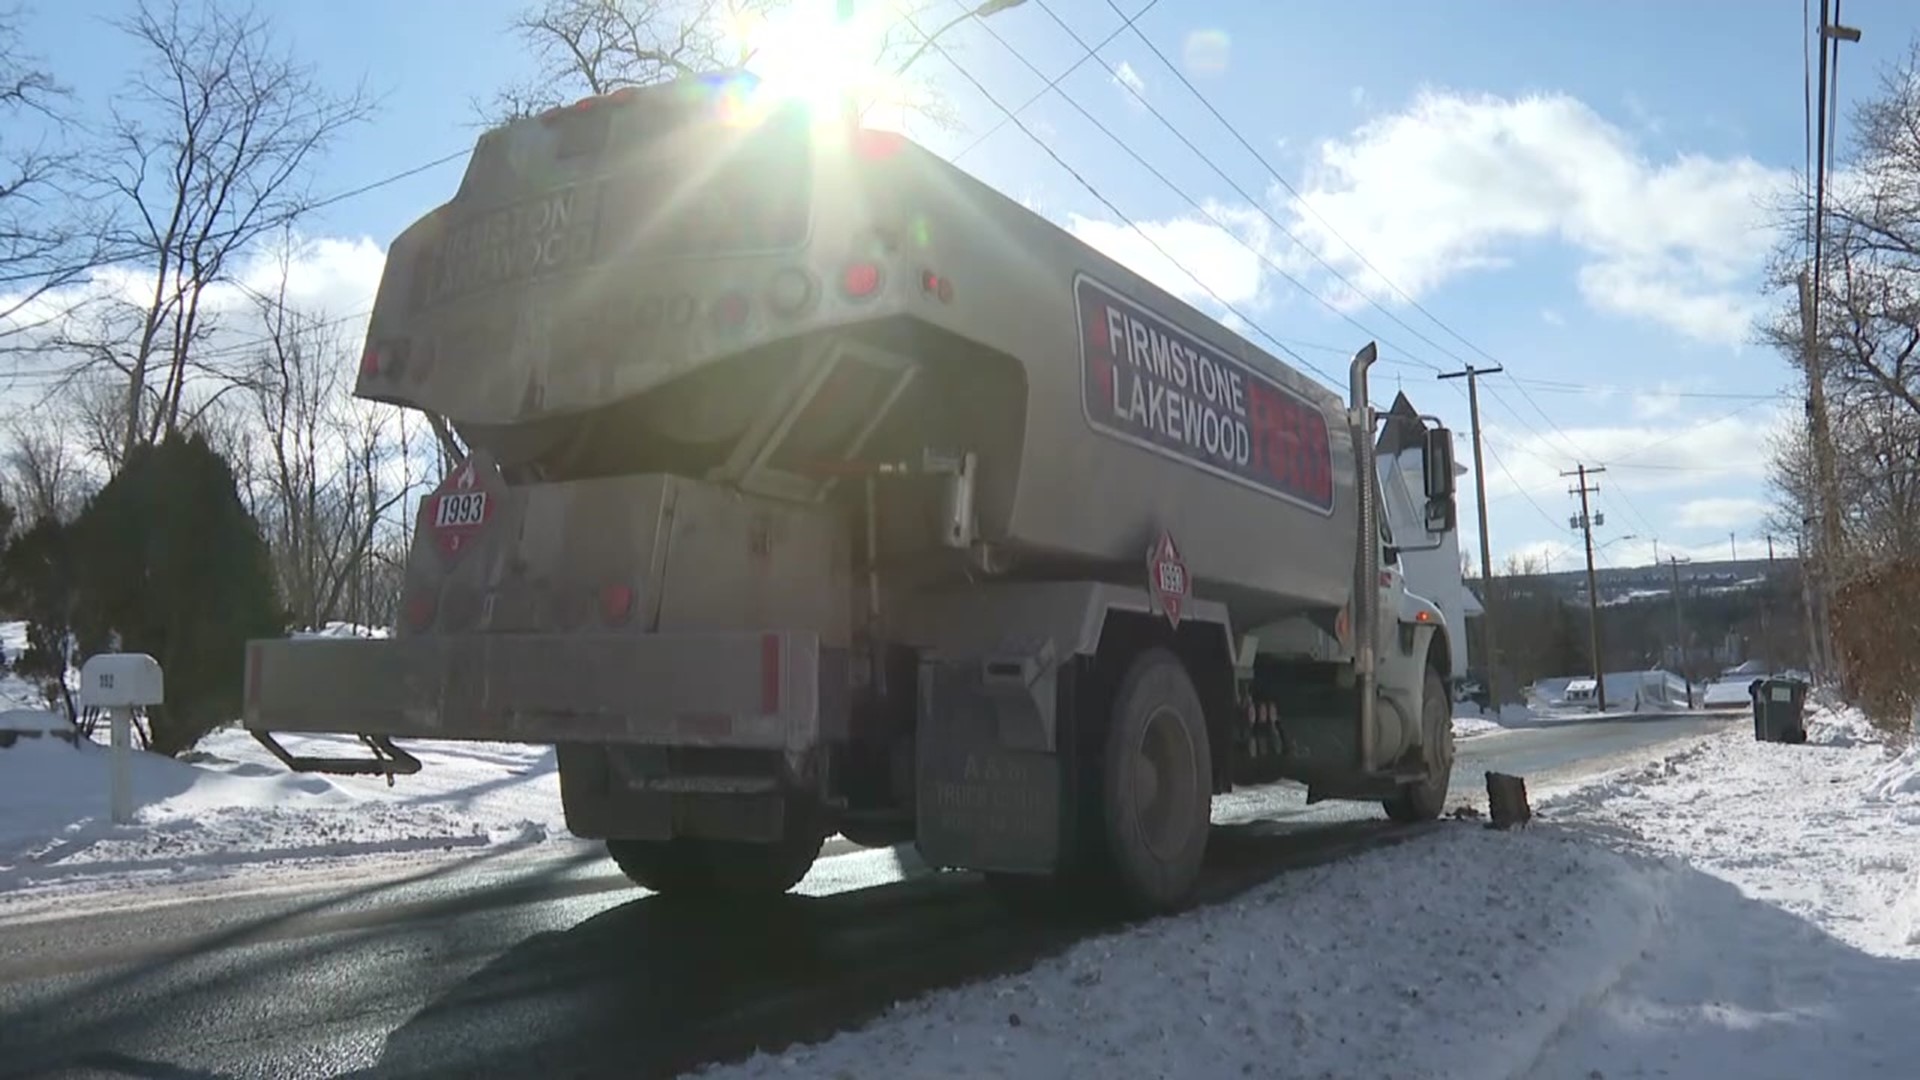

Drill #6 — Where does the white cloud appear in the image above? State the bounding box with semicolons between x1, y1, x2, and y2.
1281;89;1792;346
1112;61;1146;101
1478;403;1791;503
1068;208;1270;310
1673;496;1773;530
2;234;389;413
1540;308;1565;326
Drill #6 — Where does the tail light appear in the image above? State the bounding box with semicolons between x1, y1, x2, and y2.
920;270;954;303
361;339;410;380
842;261;882;299
403;590;438;632
853;129;905;161
601;583;635;626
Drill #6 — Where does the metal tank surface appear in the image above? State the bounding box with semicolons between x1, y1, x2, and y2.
353;78;1356;630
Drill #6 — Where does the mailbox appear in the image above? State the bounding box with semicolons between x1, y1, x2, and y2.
79;653;165;708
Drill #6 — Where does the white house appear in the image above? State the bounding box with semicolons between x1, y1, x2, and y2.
1375;392;1481;682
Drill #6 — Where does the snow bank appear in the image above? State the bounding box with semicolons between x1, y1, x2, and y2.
1451;713;1505;739
0;726;564;906
1543;705;1920;960
705;705;1920;1080
1866;745;1920;802
700;826;1669;1080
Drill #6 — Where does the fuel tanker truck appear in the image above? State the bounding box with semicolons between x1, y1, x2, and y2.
242;73;1463;915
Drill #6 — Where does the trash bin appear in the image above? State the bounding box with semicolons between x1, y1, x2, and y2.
1749;676;1810;744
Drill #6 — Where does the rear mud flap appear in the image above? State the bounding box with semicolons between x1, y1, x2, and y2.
914;657;1061;874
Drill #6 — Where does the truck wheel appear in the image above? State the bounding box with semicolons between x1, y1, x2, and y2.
1383;666;1454;823
1101;648;1212;915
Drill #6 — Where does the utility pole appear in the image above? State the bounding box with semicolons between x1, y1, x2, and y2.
1669;556;1694;708
1563;464;1607;712
1802;0;1861;688
1798;269;1845;687
1438;363;1503;706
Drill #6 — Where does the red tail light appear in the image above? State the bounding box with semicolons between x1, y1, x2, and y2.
403;590;438;632
920;270;953;303
853;129;905;161
842;262;882;299
360;347;382;378
601;583;635;626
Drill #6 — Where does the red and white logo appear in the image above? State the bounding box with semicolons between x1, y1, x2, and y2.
1146;530;1190;628
422;455;498;562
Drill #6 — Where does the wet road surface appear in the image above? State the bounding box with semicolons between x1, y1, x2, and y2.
0;712;1734;1079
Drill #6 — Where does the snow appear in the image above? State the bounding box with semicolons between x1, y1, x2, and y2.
1451;712;1506;739
700;704;1920;1080
0;707;67;734
0;725;565;907
1865;745;1920;802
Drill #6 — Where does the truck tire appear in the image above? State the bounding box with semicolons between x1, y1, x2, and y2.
1101;648;1212;915
1383;666;1454;823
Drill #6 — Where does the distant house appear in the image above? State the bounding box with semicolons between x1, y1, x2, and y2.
1375;392;1479;681
1531;670;1695;711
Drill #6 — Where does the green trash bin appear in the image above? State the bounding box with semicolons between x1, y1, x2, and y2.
1749;677;1809;744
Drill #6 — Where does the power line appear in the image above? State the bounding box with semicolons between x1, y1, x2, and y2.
1602;395;1784;468
1087;0;1624;492
898;8;1347;385
949;0;1161;164
304;150;468;216
1506;377;1784;401
1100;0;1484;368
1099;0;1636;486
1021;0;1456;375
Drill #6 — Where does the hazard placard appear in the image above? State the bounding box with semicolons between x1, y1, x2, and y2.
1146;530;1190;628
422;454;500;562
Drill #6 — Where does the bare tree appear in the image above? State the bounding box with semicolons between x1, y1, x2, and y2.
2;418;92;525
67;0;374;465
242;253;413;630
0;6;109;353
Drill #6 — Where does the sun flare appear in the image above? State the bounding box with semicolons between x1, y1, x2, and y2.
735;0;903;124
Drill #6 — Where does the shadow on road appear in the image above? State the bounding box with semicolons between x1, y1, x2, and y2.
0;844;604;1080
361;817;1423;1079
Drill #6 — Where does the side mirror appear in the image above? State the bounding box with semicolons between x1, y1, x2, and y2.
1422;426;1459;534
1423;427;1456;500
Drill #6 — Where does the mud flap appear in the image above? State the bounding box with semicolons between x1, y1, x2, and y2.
914;656;1061;874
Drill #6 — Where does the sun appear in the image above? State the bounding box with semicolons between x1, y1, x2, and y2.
735;0;902;124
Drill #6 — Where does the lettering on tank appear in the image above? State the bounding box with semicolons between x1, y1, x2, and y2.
427;185;600;305
1075;274;1335;514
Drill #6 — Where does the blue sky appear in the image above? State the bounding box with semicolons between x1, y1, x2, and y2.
20;0;1918;571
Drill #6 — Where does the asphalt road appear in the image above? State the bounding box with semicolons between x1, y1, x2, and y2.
0;712;1734;1080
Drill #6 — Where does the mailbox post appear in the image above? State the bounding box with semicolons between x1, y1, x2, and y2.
78;653;165;825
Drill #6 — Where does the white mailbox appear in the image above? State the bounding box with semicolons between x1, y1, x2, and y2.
80;653;165;708
78;652;165;825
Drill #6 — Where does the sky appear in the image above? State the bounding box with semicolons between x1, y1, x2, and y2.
13;0;1919;573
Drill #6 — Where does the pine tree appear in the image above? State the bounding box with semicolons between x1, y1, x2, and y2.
71;432;285;755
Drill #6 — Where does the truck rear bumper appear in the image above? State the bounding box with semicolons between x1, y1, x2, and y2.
243;630;835;752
